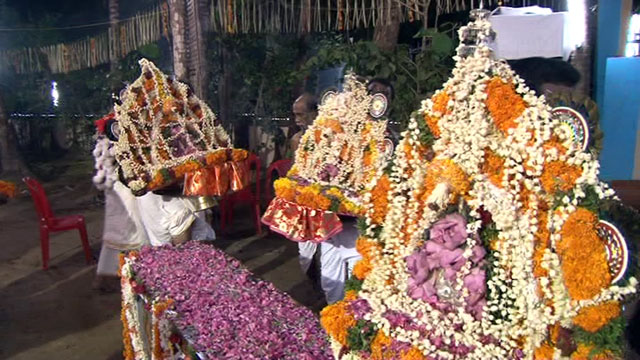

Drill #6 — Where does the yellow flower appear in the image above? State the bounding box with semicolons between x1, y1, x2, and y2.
274;178;297;201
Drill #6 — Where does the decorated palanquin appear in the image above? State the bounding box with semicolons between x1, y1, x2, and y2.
113;59;248;196
262;74;394;242
320;10;639;360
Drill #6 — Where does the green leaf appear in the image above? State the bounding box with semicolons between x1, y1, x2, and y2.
431;32;454;55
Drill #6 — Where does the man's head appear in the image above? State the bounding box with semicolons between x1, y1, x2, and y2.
507;57;580;95
367;78;395;101
292;93;318;129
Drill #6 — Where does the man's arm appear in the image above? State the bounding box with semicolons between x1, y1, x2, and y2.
171;225;192;246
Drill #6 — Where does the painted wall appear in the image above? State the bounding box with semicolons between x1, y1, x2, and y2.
595;0;624;107
599;57;640;180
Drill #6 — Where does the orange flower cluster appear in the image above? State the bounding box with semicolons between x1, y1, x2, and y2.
0;180;17;198
371;175;391;224
482;148;506;188
371;331;393;360
401;347;427;360
231;149;249;162
534;343;555;360
274;178;297;201
121;305;135;360
353;237;381;280
317;117;344;134
421;159;471;204
558;208;611;300
344;290;358;301
148;172;165;189
205;150;228;165
320;300;356;346
296;185;332;210
571;344;614;360
432;91;450;115
173;160;201;179
152;299;174;360
424;115;441;138
353;258;372;280
485;77;527;133
543;135;568;156
540;161;583;194
573;301;621;332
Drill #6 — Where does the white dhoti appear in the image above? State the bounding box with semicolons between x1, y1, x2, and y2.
320;219;362;304
298;242;318;273
97;182;149;276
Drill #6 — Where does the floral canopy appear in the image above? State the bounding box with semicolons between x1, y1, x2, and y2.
262;74;393;242
320;10;638;360
113;59;248;196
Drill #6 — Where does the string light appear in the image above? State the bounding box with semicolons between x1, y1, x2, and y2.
51;81;59;107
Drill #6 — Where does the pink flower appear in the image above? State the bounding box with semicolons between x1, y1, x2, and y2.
429;213;468;250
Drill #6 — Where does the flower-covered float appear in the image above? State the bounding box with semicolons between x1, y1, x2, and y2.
120;242;332;360
320;10;638;360
113;59;248;197
262;74;394;242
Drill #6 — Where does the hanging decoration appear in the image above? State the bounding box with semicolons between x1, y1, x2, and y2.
0;4;166;75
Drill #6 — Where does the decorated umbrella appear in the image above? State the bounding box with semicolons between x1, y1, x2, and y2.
320;9;638;360
261;74;394;242
111;59;249;198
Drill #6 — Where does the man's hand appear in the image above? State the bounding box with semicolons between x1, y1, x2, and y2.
171;226;192;246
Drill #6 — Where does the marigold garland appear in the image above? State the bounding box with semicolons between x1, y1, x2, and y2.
424;114;441;138
370;175;391;224
485;77;527;133
432;91;450;115
121;304;135;360
541;160;583;194
353;259;372;280
320;301;357;346
534;343;556;360
0;180;17;198
173;160;201;178
231;149;248;162
558;208;612;300
344;290;358;301
573;302;621;333
420;159;471;204
205;149;228;165
401;347;427;360
571;344;615;360
370;331;393;360
482;148;506;187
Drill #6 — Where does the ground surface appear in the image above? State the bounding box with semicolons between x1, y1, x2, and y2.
0;156;324;360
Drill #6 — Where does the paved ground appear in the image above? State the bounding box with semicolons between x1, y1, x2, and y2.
0;162;324;360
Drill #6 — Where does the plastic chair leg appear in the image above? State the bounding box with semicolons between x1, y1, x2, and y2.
78;223;92;264
254;204;262;235
39;225;50;270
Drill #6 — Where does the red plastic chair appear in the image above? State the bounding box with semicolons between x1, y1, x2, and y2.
23;177;93;270
219;153;262;235
264;159;293;200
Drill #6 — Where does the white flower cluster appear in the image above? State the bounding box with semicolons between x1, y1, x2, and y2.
293;74;387;194
92;137;118;190
340;16;637;360
114;59;231;191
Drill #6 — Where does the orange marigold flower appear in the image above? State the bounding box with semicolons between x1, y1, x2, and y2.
231;149;248;162
485;77;527;133
543;135;568;156
371;175;391;224
295;185;331;210
533;210;550;278
432;91;449;115
558;208;611;300
173;161;201;179
401;347;427;360
421;159;470;204
148;172;165;190
424;114;441;138
274;178;297;201
0;180;17;198
370;331;393;360
574;301;621;332
206;150;228;165
344;290;358;301
353;259;372;280
571;344;615;360
540;160;583;194
482;148;506;187
323;118;344;133
320;301;356;346
534;343;556;360
314;129;322;143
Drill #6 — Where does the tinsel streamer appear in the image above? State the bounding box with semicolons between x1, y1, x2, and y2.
227;0;235;33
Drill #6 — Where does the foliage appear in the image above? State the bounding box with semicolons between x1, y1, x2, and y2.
345;276;364;293
574;316;625;357
346;320;377;352
295;29;456;129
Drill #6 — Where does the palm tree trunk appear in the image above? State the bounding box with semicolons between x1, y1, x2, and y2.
169;0;189;82
374;0;402;52
108;0;119;72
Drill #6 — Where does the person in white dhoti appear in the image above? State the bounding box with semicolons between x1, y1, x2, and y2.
320;218;361;304
92;137;149;290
